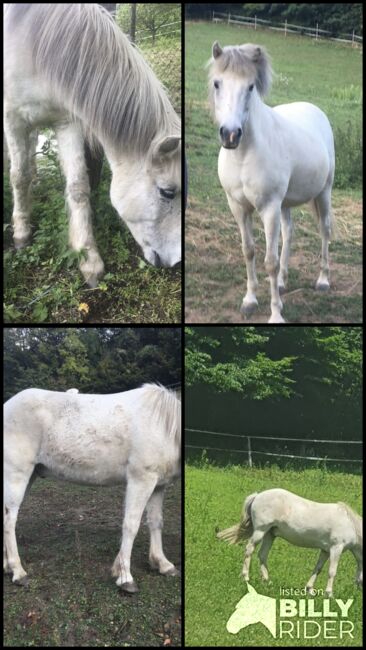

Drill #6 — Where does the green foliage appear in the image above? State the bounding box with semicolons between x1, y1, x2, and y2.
185;327;296;398
334;119;362;189
3;143;181;323
185;326;362;406
3;327;181;400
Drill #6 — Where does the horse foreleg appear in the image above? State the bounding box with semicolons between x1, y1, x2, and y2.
242;529;266;581
112;472;157;592
325;544;343;597
146;485;179;577
56;123;104;287
278;207;293;293
262;205;285;323
227;197;258;317
258;531;274;582
4;113;33;248
352;547;363;587
305;549;329;595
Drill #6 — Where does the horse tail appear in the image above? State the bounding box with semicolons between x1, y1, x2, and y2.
217;492;257;545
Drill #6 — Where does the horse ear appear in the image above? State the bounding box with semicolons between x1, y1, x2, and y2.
152;135;180;162
252;46;262;62
212;41;223;59
247;583;256;594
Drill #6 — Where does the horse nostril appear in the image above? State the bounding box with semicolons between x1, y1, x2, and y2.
237;128;242;138
219;126;224;138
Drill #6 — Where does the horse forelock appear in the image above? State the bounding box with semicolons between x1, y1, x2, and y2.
142;384;181;447
208;43;272;99
9;3;180;154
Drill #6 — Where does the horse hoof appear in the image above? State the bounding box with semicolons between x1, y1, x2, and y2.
240;301;258;318
13;575;29;587
120;581;139;594
14;238;29;250
163;567;180;577
315;281;330;292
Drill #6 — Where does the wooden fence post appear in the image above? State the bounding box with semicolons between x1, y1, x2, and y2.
248;437;253;468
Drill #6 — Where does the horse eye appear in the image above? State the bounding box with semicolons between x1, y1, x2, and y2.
159;187;175;200
214;80;219;90
249;84;254;92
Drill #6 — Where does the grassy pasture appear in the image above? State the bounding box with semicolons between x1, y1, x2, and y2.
185;463;362;647
4;479;181;647
185;22;362;323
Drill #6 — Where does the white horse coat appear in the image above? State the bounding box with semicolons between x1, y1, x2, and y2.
209;42;335;323
4;384;181;592
217;488;362;597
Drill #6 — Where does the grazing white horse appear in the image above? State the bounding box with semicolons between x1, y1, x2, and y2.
217;488;362;597
4;4;181;286
4;384;181;593
209;42;335;323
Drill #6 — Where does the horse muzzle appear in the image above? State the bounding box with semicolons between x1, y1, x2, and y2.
219;126;242;149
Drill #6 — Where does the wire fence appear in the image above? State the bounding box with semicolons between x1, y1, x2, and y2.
117;8;181;114
212;11;363;47
185;427;363;468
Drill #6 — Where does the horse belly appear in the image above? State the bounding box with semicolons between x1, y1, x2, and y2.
273;524;330;550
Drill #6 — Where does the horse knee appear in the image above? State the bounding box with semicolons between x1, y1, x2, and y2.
265;255;279;277
67;181;90;204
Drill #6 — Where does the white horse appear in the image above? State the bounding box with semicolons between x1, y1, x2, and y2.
217;488;362;598
4;384;181;593
208;42;335;323
4;4;181;287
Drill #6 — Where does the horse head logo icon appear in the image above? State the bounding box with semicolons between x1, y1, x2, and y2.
227;583;277;637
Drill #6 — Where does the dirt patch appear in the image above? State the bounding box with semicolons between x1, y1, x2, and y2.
4;479;181;647
185;192;362;323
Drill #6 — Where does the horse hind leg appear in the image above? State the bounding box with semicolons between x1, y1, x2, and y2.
313;188;332;291
258;531;274;582
146;485;180;577
242;529;267;581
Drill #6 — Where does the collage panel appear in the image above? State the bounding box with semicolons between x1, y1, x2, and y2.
184;4;362;324
4;326;182;646
185;325;362;647
4;3;182;325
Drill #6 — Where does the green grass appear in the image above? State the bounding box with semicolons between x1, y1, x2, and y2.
185;463;362;647
4;159;181;324
185;22;362;323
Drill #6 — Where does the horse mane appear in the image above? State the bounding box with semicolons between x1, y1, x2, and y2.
142;384;181;446
208;43;272;99
5;3;180;153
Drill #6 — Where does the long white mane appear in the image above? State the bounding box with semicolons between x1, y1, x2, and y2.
4;3;180;152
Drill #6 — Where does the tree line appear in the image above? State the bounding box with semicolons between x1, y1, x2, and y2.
185;4;363;37
185;326;362;438
4;328;181;401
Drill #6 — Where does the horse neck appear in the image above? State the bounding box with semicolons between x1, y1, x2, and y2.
244;90;274;147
